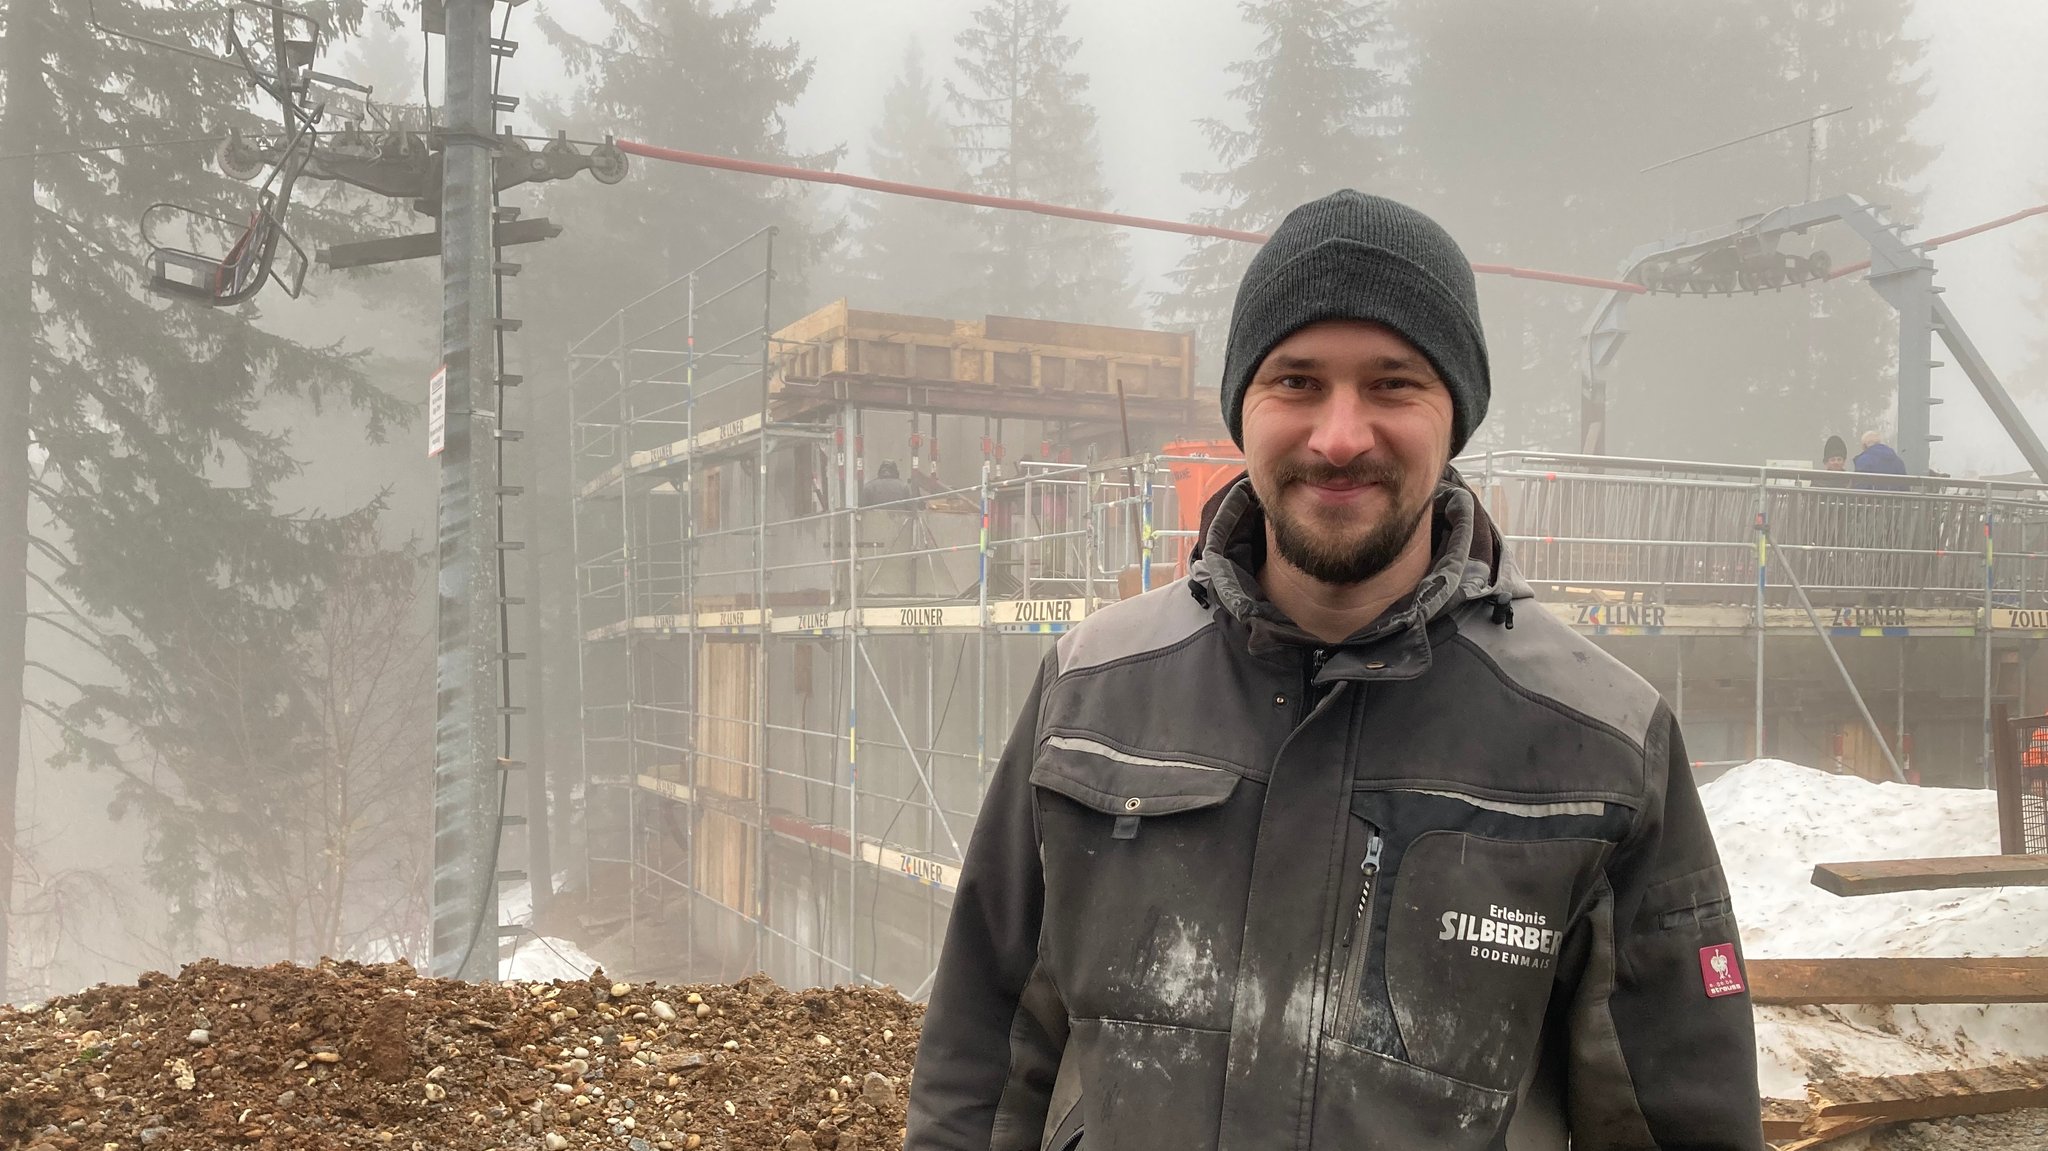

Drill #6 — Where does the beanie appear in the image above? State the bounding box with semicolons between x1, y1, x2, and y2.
1220;190;1491;454
1823;434;1848;461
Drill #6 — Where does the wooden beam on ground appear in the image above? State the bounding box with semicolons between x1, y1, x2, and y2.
1808;1058;2048;1124
1760;1097;1810;1139
1810;854;2048;897
1748;957;2048;1005
1776;1116;1886;1150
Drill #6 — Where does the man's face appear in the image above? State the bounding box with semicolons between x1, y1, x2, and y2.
1240;320;1456;586
1824;456;1846;471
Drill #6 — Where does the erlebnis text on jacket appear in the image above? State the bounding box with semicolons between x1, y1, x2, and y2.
1438;904;1563;969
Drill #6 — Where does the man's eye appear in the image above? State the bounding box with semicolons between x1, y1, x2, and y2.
1275;375;1315;391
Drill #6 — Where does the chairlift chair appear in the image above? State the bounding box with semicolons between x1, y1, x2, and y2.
142;192;309;307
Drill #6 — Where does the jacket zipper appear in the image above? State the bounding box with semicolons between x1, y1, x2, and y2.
1299;647;1329;724
1333;830;1383;1038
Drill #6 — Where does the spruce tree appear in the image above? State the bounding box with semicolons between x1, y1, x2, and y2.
830;41;982;318
1158;0;1393;375
949;0;1136;324
526;0;828;894
0;0;405;991
1383;0;1934;460
532;0;830;341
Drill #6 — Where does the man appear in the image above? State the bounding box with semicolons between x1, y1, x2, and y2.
1852;430;1910;491
1814;434;1853;488
906;191;1763;1150
1822;434;1849;471
861;459;916;507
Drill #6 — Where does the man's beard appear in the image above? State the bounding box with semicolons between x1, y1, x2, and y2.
1257;457;1431;586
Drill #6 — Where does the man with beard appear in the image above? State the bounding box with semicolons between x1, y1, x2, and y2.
905;192;1763;1150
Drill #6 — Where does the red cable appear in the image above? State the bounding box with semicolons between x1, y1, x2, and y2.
616;139;1649;295
1826;203;2048;281
615;140;2044;298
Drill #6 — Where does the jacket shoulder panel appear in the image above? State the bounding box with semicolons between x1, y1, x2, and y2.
1055;579;1214;678
1453;600;1661;754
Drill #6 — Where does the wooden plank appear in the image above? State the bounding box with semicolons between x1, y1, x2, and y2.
770;300;1195;405
773;375;1211;426
1760;1097;1810;1139
1749;957;2048;1005
1811;855;2048;896
1808;1058;2048;1123
1776;1116;1886;1149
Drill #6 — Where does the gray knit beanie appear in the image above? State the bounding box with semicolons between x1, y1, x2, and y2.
1220;190;1491;453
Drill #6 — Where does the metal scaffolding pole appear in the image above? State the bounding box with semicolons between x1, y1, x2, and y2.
430;0;506;982
1986;495;1997;787
755;231;774;972
1753;486;1768;760
1766;529;1906;783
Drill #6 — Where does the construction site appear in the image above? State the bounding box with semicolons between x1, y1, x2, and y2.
557;197;2048;998
9;1;2048;1148
546;177;2048;1145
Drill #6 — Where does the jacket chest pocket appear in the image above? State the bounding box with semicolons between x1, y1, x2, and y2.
1030;733;1248;1028
1030;733;1243;835
1329;789;1622;1094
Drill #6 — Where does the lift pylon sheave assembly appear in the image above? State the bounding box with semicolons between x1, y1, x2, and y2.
90;0;629;299
1579;193;2048;481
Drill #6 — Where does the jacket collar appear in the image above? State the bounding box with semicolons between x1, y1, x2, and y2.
1188;468;1529;679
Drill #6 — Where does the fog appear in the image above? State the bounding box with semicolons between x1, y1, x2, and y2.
6;0;2048;1011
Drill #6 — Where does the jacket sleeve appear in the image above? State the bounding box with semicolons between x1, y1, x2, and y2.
1558;706;1765;1150
905;655;1067;1151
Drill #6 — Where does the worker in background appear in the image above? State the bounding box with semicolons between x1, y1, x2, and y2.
907;190;1763;1150
1853;429;1910;491
859;458;914;507
1822;434;1848;471
1815;434;1852;487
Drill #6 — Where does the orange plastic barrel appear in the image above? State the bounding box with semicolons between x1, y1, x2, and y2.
1163;439;1244;574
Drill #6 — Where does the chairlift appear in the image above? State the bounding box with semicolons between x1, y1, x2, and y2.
90;0;358;307
143;115;316;308
142;191;310;307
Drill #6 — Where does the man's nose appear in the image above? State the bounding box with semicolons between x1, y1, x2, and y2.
1305;385;1377;465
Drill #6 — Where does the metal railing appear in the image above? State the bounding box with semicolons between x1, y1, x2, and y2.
1468;451;2048;607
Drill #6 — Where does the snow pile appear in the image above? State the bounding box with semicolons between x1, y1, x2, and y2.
1700;759;2048;1098
501;934;601;982
495;876;602;982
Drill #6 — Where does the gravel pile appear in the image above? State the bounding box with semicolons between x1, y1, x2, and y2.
1869;1108;2048;1151
0;959;921;1151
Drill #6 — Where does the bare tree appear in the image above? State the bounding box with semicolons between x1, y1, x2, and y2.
41;524;433;971
295;536;434;961
216;530;433;964
6;826;125;1003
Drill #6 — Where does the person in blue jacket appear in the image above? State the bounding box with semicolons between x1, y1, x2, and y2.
1853;430;1910;491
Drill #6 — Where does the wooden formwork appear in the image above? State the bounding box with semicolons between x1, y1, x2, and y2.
769;300;1197;419
693;640;759;915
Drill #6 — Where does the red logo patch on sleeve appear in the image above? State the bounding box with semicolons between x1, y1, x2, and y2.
1699;943;1746;998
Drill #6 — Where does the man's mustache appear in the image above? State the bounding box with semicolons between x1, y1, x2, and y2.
1270;456;1404;490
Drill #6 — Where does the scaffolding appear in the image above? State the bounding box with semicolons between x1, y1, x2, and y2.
567;233;1215;993
567;237;2048;994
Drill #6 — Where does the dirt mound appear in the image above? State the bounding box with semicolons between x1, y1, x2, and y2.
0;958;922;1151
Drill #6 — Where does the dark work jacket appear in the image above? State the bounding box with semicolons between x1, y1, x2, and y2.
904;475;1764;1151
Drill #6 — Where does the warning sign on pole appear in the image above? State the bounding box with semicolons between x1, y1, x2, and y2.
427;365;447;457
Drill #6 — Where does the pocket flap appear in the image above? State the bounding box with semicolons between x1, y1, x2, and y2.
1032;734;1241;816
